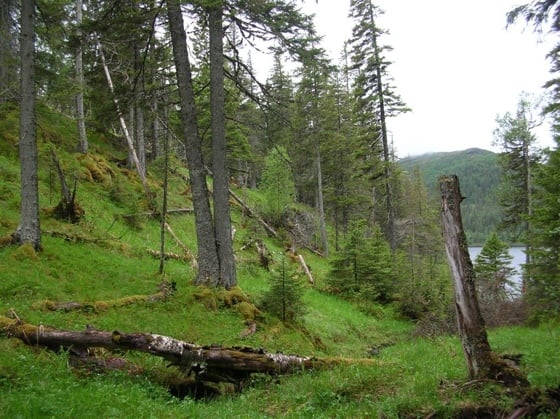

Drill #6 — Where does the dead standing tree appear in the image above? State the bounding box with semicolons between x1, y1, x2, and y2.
439;175;527;386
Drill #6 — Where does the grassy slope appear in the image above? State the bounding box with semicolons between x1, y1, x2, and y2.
0;105;559;417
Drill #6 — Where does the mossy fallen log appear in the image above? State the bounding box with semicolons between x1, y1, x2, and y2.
0;315;376;385
33;281;176;312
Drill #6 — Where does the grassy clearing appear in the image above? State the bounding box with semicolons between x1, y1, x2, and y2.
1;108;559;417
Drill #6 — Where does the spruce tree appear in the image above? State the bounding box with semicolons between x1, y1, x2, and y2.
258;146;295;226
507;1;560;320
328;221;394;304
260;257;305;324
348;0;409;251
474;232;517;303
526;136;560;319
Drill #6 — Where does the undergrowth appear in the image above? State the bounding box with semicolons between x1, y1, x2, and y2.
0;106;559;417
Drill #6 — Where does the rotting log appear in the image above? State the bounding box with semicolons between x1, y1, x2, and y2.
0;316;374;385
33;281;176;313
439;175;528;387
147;249;191;262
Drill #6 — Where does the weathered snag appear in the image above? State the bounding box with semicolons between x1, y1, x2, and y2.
439;175;528;387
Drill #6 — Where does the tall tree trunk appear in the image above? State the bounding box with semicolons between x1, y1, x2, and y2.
127;105;135;169
159;131;169;275
152;92;160;160
134;37;146;174
439;175;499;380
75;0;88;154
315;142;329;256
136;102;146;174
167;0;220;284
14;0;41;250
368;3;395;252
523;137;531;293
209;4;236;288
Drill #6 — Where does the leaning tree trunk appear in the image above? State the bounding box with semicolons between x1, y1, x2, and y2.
167;0;220;283
14;0;41;250
439;175;528;386
440;175;493;379
95;35;152;205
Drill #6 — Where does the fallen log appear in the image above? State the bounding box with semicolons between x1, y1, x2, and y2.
0;316;375;385
147;249;190;262
33;281;176;312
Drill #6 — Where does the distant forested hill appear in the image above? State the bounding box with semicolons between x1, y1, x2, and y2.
398;148;502;245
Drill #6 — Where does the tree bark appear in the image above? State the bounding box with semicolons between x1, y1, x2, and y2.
209;4;236;288
0;317;368;385
14;0;41;250
167;0;220;284
315;142;329;257
75;0;88;154
439;175;528;387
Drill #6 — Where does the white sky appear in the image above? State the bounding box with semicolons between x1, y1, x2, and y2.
302;0;555;157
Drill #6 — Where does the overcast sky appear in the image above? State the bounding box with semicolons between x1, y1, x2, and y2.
302;0;555;157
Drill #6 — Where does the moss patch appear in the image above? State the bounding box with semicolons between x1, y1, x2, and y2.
77;154;116;184
10;242;39;261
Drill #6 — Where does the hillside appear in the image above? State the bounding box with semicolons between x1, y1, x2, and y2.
1;108;559;417
398;148;502;245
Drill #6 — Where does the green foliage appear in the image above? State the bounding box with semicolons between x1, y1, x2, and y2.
258;147;295;226
493;95;540;241
260;256;306;323
474;231;518;302
328;221;394;304
0;104;559;418
526;138;560;321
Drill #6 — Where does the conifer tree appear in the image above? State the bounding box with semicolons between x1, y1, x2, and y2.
508;1;560;320
493;95;540;241
474;232;517;303
526;136;560;319
328;221;394;304
259;147;295;226
347;0;409;251
260;256;305;324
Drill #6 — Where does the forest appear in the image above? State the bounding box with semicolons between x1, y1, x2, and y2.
1;0;560;417
398;148;502;245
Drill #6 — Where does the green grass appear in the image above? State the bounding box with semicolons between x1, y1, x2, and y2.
1;105;559;417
